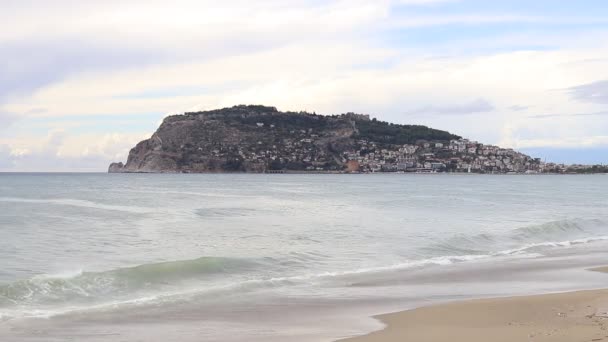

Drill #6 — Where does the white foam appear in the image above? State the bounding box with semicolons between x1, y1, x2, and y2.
496;235;608;256
32;269;84;280
0;197;156;214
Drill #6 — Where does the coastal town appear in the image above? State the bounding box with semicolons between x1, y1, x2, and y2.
254;133;547;174
223;112;591;174
230;119;603;174
342;138;543;174
205;123;601;174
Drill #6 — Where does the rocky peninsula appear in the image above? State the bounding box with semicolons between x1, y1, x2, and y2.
109;105;545;174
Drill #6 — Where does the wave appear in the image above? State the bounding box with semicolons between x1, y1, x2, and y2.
425;218;608;257
0;253;497;320
0;197;155;214
0;252;499;319
2;218;607;320
0;251;536;320
496;235;608;256
510;218;605;241
0;257;254;309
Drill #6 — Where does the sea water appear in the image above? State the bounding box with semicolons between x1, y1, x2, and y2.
1;173;608;341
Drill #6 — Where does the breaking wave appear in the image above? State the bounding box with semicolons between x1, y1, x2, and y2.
2;218;607;320
425;218;608;257
0;257;255;309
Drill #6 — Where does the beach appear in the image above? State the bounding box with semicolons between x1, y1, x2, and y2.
342;268;608;342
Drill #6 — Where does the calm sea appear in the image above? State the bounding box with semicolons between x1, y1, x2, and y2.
1;173;608;341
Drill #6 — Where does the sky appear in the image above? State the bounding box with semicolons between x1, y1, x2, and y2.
1;0;607;171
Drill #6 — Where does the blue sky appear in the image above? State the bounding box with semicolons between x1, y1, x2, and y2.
0;0;607;171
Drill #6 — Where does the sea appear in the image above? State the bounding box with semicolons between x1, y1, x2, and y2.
1;173;608;341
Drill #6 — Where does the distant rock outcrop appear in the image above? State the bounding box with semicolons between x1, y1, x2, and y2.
108;105;464;173
108;162;125;173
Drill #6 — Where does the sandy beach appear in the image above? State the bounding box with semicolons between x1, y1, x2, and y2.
341;269;608;342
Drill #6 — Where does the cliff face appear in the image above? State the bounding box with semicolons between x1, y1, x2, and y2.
109;105;460;173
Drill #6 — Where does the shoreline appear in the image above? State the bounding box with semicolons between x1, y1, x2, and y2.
339;268;608;342
104;171;607;175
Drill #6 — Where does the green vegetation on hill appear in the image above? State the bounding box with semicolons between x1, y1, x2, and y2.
230;111;331;130
184;105;460;145
355;118;461;145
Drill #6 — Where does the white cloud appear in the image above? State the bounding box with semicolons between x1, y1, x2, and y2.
391;14;544;28
0;1;388;44
4;45;607;153
508;136;608;149
410;98;494;115
568;80;608;104
0;111;20;130
2;0;608;170
0;131;150;172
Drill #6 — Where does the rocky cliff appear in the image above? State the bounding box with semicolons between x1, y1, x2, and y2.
108;105;460;173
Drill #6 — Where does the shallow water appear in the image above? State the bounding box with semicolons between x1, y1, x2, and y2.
1;173;608;341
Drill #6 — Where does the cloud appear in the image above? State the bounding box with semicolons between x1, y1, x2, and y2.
395;0;455;3
409;98;495;115
0;0;392;112
568;80;608;104
508;105;528;111
498;112;608;152
528;111;608;119
0;39;165;103
390;14;546;29
0;144;15;168
0;1;388;46
2;0;603;111
5;44;607;162
397;15;608;30
0;131;149;172
509;136;608;149
0;111;20;130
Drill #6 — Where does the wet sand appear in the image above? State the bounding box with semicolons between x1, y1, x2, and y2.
341;269;608;342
